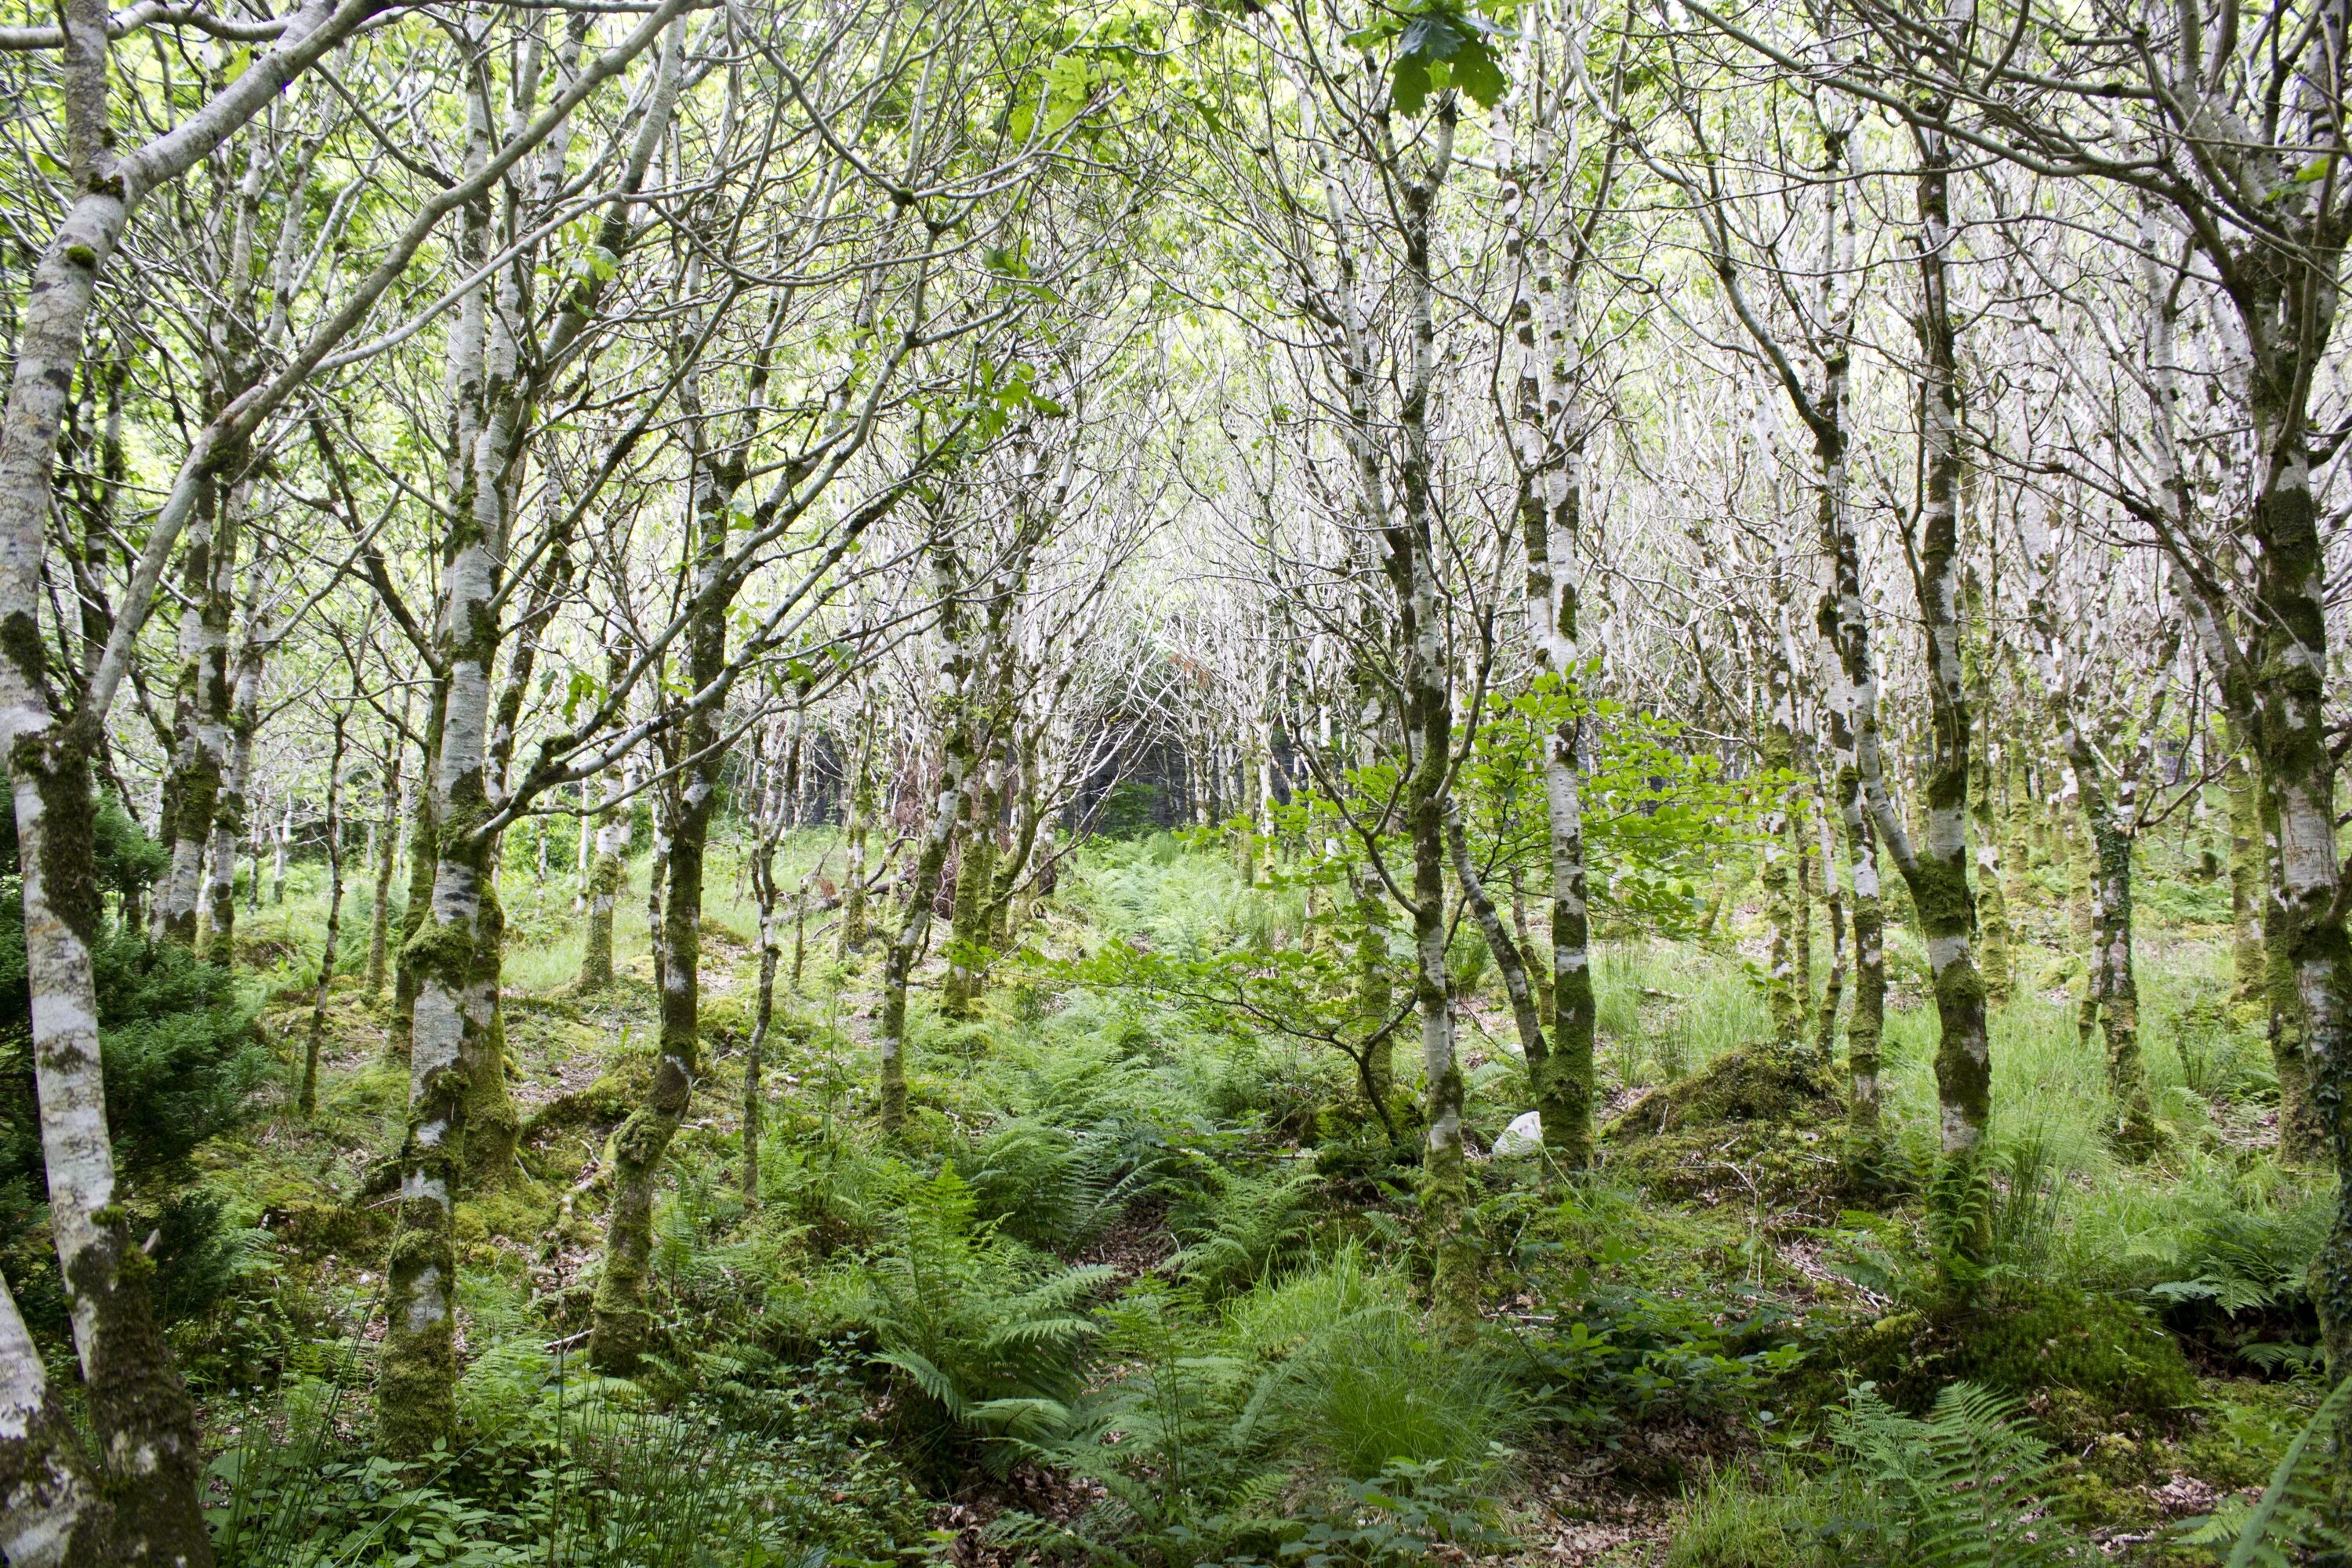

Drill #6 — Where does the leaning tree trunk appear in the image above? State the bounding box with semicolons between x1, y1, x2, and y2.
0;1268;114;1564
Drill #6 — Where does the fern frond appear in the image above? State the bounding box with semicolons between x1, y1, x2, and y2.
2225;1372;2352;1568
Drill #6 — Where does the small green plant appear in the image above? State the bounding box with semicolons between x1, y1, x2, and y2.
1827;1381;2088;1566
1261;1459;1515;1566
2178;1373;2352;1566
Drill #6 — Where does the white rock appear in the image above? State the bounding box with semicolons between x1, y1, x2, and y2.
1492;1110;1544;1157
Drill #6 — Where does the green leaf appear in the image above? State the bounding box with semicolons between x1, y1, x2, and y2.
1454;37;1507;107
1392;54;1433;114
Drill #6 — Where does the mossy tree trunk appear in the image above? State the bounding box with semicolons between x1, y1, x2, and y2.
1964;572;2012;1008
2019;510;2160;1156
379;101;499;1450
880;517;978;1133
1381;100;1472;1316
578;746;630;989
589;261;742;1371
837;691;875;956
1811;752;1848;1059
1352;864;1396;1102
0;0;384;1539
1758;643;1802;1049
389;673;446;1062
743;727;786;1200
0;1268;114;1564
2223;736;2264;1005
1878;108;1993;1245
1701;98;1890;1148
157;471;233;946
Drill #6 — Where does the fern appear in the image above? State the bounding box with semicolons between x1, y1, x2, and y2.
1830;1382;2087;1566
2178;1373;2352;1568
1169;1162;1321;1298
863;1167;1113;1470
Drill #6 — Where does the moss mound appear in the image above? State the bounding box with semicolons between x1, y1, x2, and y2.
1598;1046;1844;1207
1846;1286;2199;1440
1604;1045;1839;1138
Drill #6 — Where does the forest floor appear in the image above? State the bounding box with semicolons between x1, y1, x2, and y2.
175;830;2328;1566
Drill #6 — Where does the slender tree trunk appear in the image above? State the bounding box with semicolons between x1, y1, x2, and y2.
1352;865;1396;1103
365;719;404;999
879;525;977;1132
379;89;497;1447
589;216;746;1367
1383;101;1471;1314
206;564;264;967
1498;82;1594;1170
743;746;782;1200
837;697;874;956
158;480;235;946
1965;578;2012;1008
579;747;630;989
1759;648;1802;1048
1447;808;1552;1105
1813;756;1847;1058
2223;735;2263;1005
389;676;446;1061
300;712;349;1116
1870;118;1993;1247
